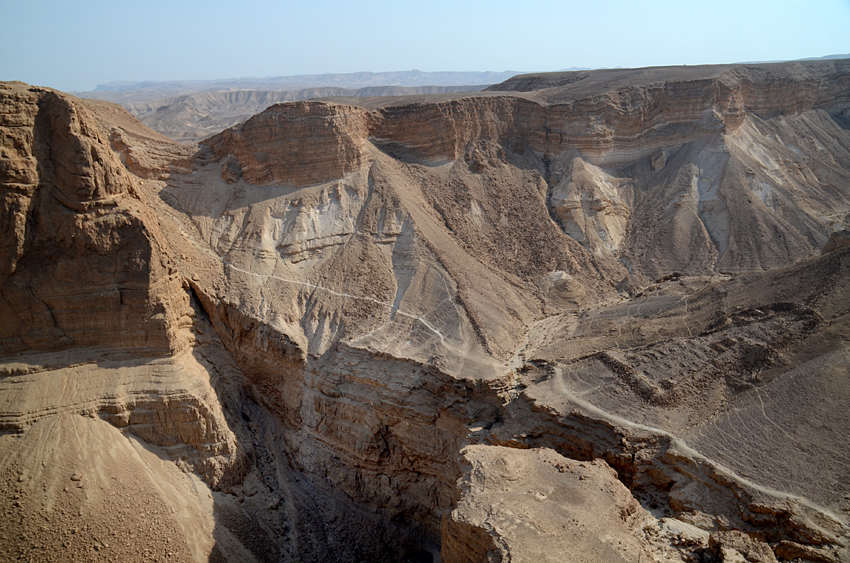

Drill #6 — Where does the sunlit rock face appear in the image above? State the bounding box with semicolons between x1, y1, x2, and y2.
1;58;850;563
204;101;376;187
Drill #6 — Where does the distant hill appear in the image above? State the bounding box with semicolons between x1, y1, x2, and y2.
121;84;490;143
73;70;523;103
738;53;850;64
799;53;850;60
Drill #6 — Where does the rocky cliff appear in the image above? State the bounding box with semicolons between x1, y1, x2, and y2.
120;85;488;144
2;59;850;563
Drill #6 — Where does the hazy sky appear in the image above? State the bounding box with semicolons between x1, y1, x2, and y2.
1;0;848;92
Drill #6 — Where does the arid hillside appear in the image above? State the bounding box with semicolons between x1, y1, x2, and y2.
1;58;849;563
120;85;489;144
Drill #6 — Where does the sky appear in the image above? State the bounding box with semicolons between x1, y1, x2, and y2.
1;0;848;92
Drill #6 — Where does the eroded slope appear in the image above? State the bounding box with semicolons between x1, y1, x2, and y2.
2;59;850;563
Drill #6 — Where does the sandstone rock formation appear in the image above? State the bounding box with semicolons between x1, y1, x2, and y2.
2;58;850;563
120;86;489;144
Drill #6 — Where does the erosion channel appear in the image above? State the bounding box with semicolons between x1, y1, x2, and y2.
2;59;850;563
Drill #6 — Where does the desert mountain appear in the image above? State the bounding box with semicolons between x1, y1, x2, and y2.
121;85;489;143
1;58;850;563
74;70;523;103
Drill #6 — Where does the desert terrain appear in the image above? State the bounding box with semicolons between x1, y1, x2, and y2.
1;58;850;562
119;86;489;144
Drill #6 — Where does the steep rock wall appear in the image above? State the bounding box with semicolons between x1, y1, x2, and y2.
201;61;850;279
0;83;248;562
0;83;189;356
204;101;376;187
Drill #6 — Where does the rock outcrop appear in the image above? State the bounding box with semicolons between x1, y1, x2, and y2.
203;101;376;187
0;83;245;562
201;59;850;279
0;83;181;356
2;58;850;563
120;85;489;144
442;446;657;563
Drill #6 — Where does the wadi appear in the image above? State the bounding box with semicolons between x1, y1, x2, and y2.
1;58;849;562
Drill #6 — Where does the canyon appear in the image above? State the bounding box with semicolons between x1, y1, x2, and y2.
1;58;849;562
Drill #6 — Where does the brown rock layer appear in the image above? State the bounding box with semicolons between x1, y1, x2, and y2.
204;101;376;187
0;83;188;356
200;60;850;279
443;446;655;563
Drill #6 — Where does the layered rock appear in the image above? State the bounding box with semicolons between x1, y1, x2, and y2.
0;82;187;356
120;85;488;143
83;96;196;180
198;59;850;279
2;59;850;563
203;101;376;187
0;83;246;561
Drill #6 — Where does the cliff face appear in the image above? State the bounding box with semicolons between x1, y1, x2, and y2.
0;84;182;355
119;85;488;144
204;60;850;278
204;101;376;187
0;83;245;562
2;59;850;563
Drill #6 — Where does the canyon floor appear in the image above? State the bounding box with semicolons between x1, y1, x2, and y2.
2;58;850;563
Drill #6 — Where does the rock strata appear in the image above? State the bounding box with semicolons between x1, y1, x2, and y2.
1;59;850;563
0;83;185;357
204;101;376;187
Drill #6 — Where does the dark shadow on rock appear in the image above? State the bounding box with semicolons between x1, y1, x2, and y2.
175;281;441;562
